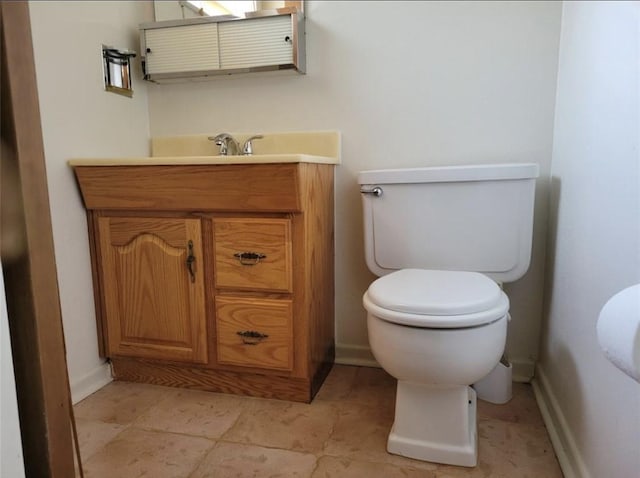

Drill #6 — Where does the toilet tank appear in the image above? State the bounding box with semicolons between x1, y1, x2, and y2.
358;163;539;283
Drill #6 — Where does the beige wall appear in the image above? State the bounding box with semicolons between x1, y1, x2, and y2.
146;1;562;375
26;3;640;475
536;2;640;477
27;0;563;401
29;0;154;401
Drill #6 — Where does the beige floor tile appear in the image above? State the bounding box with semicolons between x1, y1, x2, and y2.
432;464;496;478
75;418;127;462
477;419;562;477
322;400;392;461
75;368;562;478
133;389;249;438
314;364;358;401
476;383;545;428
222;398;338;453
435;420;563;478
190;442;317;478
312;456;436;478
74;381;175;425
436;420;563;478
344;366;396;409
322;402;438;472
83;427;213;478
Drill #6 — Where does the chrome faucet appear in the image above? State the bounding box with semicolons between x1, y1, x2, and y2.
242;135;263;155
208;133;240;156
208;133;264;156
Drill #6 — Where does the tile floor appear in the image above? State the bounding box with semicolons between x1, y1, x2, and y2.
74;365;563;478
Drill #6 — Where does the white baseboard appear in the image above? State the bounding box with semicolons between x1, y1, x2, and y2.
510;358;536;382
335;343;380;367
532;365;591;478
337;343;536;383
70;362;113;405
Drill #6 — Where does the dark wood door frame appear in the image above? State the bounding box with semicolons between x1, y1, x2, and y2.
1;2;76;476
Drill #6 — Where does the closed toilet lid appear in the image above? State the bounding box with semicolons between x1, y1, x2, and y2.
364;269;509;328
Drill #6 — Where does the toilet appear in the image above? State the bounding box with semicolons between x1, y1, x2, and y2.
358;163;539;467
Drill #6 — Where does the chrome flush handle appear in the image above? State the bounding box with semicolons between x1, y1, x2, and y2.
360;186;383;197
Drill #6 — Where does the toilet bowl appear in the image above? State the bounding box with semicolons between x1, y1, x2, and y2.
363;269;509;466
358;163;539;467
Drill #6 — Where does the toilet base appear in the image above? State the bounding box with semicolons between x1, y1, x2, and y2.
387;382;477;467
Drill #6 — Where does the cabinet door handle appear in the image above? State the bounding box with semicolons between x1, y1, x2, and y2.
237;330;269;345
186;240;196;283
233;251;266;265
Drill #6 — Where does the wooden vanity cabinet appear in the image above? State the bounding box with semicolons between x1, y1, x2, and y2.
73;162;334;402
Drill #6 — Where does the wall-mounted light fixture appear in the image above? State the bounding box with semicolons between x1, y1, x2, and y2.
102;45;137;97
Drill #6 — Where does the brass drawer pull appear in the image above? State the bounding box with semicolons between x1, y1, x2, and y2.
233;251;266;265
237;330;269;345
186;240;196;283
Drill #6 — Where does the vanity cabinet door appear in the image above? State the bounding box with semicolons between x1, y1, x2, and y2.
97;217;207;363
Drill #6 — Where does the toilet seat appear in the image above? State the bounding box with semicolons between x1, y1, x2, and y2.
363;269;509;328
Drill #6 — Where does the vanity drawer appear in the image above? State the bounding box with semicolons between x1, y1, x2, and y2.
215;296;293;371
213;217;292;292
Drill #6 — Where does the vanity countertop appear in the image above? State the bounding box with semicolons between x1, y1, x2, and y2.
68;131;341;167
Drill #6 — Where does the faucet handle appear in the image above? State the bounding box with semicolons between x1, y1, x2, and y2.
242;135;263;156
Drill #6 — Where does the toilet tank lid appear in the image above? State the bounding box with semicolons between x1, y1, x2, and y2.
358;163;539;185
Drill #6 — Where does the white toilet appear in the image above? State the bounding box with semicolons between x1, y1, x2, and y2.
358;163;539;467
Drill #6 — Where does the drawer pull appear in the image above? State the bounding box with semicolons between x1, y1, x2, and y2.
186;240;196;283
237;330;269;345
233;251;266;265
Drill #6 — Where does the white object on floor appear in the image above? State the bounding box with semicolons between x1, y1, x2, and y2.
473;357;513;405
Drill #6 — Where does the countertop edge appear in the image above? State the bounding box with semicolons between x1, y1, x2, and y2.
67;154;340;167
